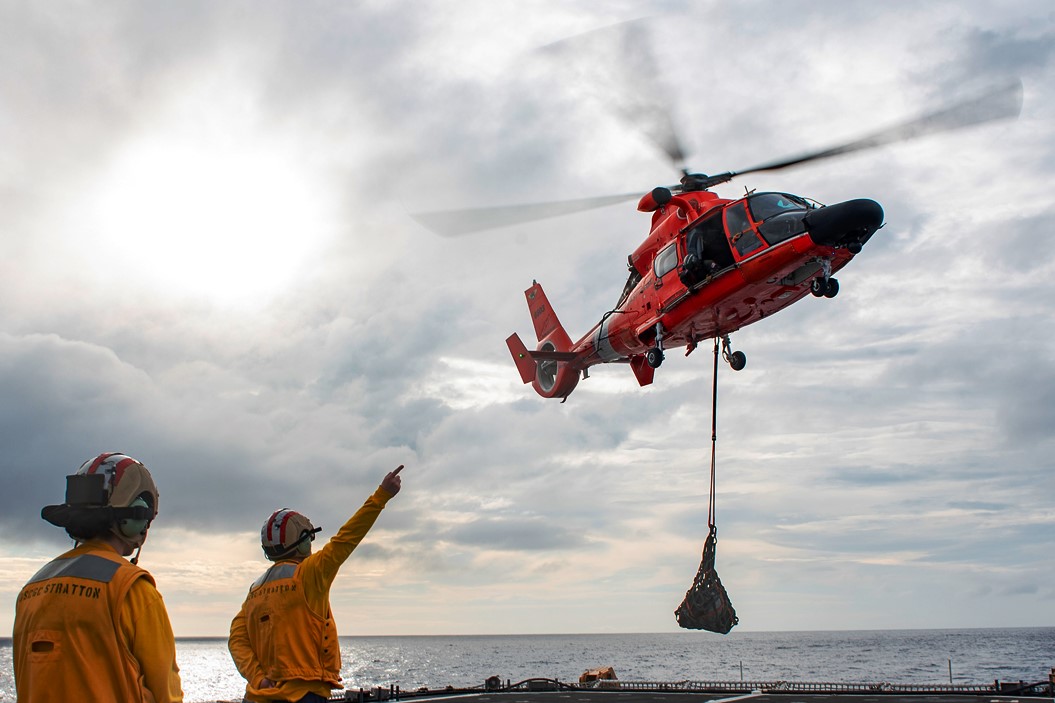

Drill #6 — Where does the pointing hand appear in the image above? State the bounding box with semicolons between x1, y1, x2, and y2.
381;465;403;496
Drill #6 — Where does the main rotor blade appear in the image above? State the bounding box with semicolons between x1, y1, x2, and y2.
736;79;1024;177
412;192;641;237
538;19;688;169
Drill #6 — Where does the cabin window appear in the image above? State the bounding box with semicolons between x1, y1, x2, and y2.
654;243;678;279
725;202;763;257
749;192;810;245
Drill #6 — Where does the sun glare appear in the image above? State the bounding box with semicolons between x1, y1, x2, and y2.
87;134;336;306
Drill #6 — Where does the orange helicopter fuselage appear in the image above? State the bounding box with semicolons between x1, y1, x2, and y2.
507;187;882;399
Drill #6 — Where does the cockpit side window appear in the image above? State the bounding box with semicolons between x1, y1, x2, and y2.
725;201;763;257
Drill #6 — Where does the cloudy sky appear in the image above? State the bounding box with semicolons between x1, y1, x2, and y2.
1;0;1053;641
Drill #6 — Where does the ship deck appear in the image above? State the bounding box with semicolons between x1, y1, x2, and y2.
330;677;1055;703
414;693;1048;703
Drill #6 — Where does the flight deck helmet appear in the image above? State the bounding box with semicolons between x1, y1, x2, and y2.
42;452;159;547
261;508;321;560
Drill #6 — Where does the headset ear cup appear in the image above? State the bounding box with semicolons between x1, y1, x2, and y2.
119;497;150;538
119;518;148;538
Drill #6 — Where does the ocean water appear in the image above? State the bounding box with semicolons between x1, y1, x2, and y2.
1;628;1053;703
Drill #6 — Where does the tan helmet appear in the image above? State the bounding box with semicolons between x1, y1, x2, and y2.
261;508;321;560
42;452;159;546
79;452;159;517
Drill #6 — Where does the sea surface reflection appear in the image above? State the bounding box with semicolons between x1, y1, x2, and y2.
1;628;1052;703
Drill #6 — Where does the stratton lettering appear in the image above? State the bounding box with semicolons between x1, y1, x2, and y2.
247;582;298;600
20;581;103;601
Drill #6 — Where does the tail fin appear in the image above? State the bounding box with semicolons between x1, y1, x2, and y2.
524;281;573;349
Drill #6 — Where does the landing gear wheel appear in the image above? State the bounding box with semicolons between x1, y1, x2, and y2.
646;347;665;368
720;335;746;371
823;277;839;298
811;277;827;297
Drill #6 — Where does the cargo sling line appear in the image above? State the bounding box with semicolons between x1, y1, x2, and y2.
674;337;739;633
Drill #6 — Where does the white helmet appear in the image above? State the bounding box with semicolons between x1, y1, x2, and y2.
261;508;321;560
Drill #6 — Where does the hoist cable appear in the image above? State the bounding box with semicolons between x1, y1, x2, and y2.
709;336;719;530
674;335;738;633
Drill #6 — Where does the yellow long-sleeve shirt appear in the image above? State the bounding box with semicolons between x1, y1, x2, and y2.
14;540;183;703
121;576;185;702
229;485;394;702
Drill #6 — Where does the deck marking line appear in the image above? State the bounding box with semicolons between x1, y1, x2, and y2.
709;692;765;703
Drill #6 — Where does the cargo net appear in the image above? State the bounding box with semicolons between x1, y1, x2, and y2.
675;526;738;634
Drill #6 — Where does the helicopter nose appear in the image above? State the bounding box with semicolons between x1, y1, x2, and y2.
804;198;884;248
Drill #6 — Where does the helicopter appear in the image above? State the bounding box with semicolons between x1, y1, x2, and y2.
415;75;1023;402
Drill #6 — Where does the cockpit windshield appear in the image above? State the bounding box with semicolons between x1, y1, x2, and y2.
748;192;811;221
748;192;812;245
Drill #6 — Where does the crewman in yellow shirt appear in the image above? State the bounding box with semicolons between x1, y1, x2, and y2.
13;452;184;702
229;465;403;703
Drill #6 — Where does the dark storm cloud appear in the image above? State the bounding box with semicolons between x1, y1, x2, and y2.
0;333;271;540
0;325;417;546
0;333;152;522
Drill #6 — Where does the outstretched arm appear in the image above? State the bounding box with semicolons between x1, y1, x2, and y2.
300;465;404;613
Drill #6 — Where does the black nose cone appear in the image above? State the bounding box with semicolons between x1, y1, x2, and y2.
804;198;884;248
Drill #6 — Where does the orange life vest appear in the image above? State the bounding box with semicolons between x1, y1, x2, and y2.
242;561;342;685
13;546;156;702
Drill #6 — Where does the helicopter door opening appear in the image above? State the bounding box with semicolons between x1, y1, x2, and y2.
679;212;734;288
725;201;765;260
